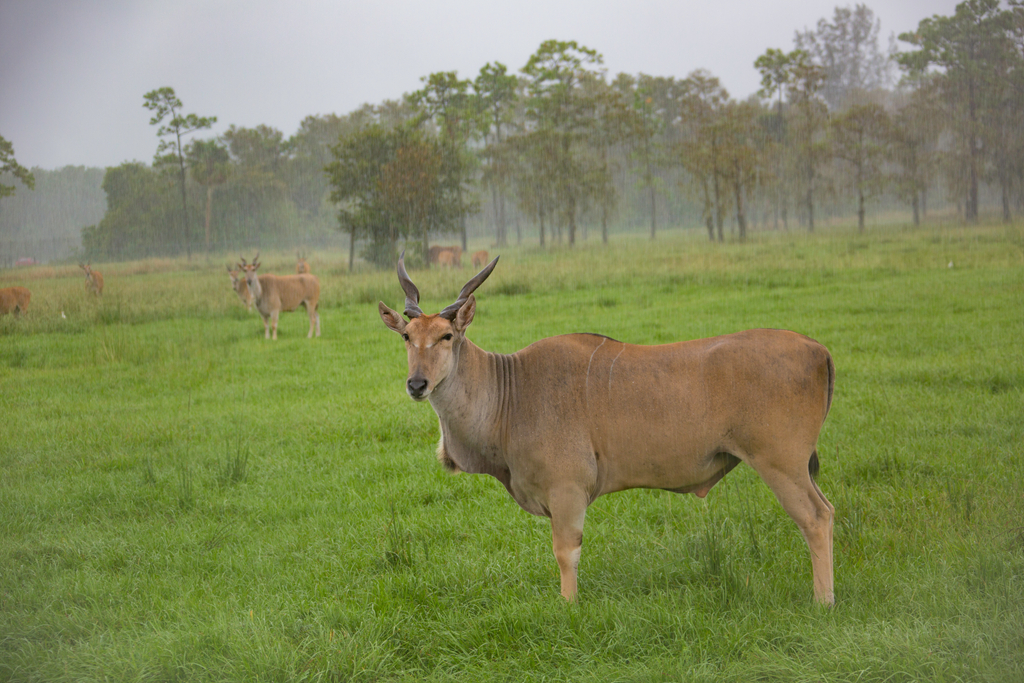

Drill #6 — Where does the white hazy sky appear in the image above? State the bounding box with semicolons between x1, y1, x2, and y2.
1;0;957;171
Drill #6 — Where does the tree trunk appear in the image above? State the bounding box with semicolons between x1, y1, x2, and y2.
712;170;724;243
204;185;213;251
348;228;356;271
858;189;865;233
912;193;920;227
806;185;815;233
1001;176;1011;223
539;203;546;247
734;172;747;242
458;185;468;250
601;204;608;244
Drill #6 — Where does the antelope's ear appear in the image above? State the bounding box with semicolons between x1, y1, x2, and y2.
454;295;476;333
379;302;407;335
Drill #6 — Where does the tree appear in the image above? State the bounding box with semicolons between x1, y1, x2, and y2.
0;135;35;201
677;70;730;241
898;0;1014;223
718;101;762;241
831;103;890;232
410;71;479;252
755;48;791;228
186;139;229;251
473;62;519;247
326;124;455;269
889;82;942;225
142;87;216;259
521;40;605;246
786;50;828;231
795;4;896;110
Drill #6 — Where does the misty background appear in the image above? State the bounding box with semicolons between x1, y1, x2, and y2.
3;0;1017;267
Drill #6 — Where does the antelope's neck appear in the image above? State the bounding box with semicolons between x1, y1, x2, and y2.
248;276;262;299
429;339;514;473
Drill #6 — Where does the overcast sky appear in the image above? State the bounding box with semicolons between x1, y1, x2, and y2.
1;0;957;171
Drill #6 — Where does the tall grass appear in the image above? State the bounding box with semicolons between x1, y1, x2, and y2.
1;224;1022;681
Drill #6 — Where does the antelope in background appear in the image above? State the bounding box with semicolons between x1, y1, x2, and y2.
471;250;489;269
296;251;310;274
380;255;836;604
0;286;30;315
227;265;253;311
239;254;320;339
80;263;103;296
428;245;462;268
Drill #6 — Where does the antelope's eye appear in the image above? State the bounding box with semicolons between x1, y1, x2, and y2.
442;334;453;342
402;333;410;342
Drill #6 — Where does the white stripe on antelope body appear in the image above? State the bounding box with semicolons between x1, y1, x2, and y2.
379;255;836;604
239;255;321;339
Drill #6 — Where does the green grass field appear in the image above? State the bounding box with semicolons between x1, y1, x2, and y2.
2;224;1023;682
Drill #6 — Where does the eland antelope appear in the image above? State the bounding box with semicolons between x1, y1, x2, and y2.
379;255;836;604
429;245;462;268
471;250;489;269
0;286;30;315
296;251;310;274
80;263;103;296
227;265;253;311
239;255;320;339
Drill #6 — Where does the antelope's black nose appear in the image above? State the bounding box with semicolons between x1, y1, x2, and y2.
407;377;428;398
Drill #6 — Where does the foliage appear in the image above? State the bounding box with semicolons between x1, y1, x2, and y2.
0;134;35;200
325;124;457;268
142;87;217;258
794;3;896;109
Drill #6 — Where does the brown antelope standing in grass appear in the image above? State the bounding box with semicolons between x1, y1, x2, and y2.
227;265;253;311
429;245;462;268
0;286;19;317
379;255;836;605
471;250;489;269
79;263;103;296
239;255;320;339
296;251;310;274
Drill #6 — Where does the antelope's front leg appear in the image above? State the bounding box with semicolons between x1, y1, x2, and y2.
271;311;280;340
549;487;589;601
262;315;271;339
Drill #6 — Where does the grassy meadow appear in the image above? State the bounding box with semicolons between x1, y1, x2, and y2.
1;224;1023;682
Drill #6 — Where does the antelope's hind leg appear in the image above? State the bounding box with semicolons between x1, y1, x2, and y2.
752;450;835;605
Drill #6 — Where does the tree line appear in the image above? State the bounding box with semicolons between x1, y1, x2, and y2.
4;1;1022;267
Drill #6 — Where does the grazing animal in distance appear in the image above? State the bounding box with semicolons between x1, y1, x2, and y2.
239;254;320;340
80;263;103;296
379;254;836;604
437;250;457;268
0;287;23;315
471;250;489;269
296;251;310;274
11;286;31;314
429;245;462;268
227;265;253;311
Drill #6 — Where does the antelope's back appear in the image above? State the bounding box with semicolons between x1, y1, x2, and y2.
508;329;831;463
268;273;319;309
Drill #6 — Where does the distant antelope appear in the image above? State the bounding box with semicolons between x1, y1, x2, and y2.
380;255;836;604
0;289;15;316
429;245;462;268
79;263;104;296
296;251;310;274
471;250;489;269
227;265;253;311
239;254;320;339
